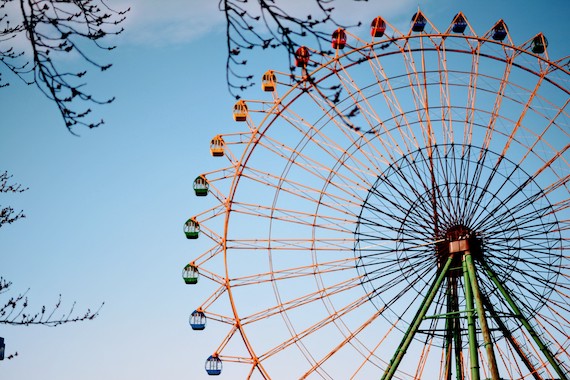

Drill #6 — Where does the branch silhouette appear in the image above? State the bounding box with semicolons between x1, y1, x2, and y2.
0;0;129;134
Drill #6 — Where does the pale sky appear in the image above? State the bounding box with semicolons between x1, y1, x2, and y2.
1;1;568;379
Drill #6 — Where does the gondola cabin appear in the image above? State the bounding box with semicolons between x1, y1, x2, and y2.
184;218;200;239
492;21;507;41
411;12;427;32
261;70;276;92
295;46;310;68
332;28;347;49
370;16;386;38
452;14;467;33
183;264;199;284
210;135;225;157
193;175;209;197
233;100;248;122
531;34;547;54
190;309;207;330
205;355;222;376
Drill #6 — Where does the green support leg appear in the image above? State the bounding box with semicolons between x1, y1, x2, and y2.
480;292;541;380
444;281;454;380
481;260;569;380
463;257;480;380
464;251;501;380
381;255;454;380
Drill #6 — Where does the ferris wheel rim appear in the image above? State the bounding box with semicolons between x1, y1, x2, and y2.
190;13;570;379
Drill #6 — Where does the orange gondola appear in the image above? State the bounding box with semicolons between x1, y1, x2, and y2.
233;100;248;122
210;135;225;157
261;70;276;92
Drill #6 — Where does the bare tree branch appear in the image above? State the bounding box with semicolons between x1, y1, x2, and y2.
219;0;361;99
1;171;103;360
0;277;103;327
0;171;27;227
0;0;129;134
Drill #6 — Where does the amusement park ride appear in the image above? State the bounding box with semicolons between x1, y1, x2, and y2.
183;10;569;380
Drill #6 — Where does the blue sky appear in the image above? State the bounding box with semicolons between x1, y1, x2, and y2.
0;1;568;379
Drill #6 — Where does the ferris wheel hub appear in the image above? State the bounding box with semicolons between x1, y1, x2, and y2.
435;225;483;272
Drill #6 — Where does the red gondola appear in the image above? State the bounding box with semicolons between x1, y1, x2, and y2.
332;28;347;49
295;46;310;68
370;16;386;38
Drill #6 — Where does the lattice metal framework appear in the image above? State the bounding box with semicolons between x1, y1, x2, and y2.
183;10;570;380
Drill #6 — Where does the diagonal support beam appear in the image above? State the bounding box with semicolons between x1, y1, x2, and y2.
381;254;455;380
463;256;480;380
464;251;501;380
481;260;569;380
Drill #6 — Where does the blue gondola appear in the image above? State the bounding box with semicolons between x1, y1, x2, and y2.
190;309;206;330
492;21;508;41
452;14;467;34
205;354;222;376
411;12;426;32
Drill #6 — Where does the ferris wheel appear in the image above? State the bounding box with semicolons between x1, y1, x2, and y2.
183;10;570;380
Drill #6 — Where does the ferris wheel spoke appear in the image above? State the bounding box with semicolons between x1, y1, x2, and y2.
240;166;366;214
300;88;399;172
275;102;393;174
240;276;363;327
367;54;422;155
229;201;357;234
301;307;386;379
257;287;378;362
461;42;482;149
333;65;385;128
516;98;570;168
471;172;566;236
362;186;433;228
225;238;355;252
435;43;455;148
252;132;378;199
229;257;357;288
300;268;439;377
